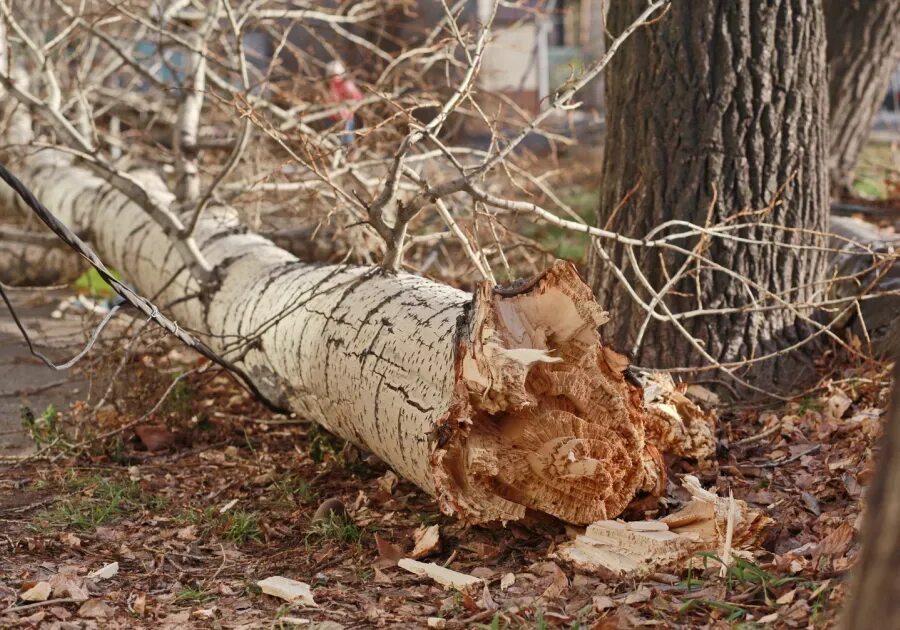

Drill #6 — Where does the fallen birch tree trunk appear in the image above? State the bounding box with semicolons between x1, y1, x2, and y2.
0;145;714;525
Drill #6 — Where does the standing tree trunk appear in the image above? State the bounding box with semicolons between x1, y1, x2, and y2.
587;0;829;391
841;360;900;629
824;0;900;195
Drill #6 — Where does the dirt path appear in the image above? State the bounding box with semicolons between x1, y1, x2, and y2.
0;288;89;458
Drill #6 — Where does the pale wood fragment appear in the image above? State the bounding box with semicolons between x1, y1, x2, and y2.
410;525;441;559
397;559;482;590
20;582;51;602
557;476;771;577
257;577;316;606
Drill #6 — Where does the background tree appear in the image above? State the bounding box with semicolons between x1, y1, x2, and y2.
824;0;900;196
588;0;829;391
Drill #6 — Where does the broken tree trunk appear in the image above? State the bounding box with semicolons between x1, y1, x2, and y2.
0;145;714;525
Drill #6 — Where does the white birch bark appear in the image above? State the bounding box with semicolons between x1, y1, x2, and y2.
0;145;714;525
173;28;206;203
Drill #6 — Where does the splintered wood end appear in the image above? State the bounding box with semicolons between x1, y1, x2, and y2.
432;261;710;525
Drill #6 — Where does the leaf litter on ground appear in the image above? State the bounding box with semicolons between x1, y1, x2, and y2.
0;335;892;627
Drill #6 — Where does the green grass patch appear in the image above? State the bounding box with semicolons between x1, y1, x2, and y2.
271;474;317;505
308;425;344;464
679;598;747;622
474;613;506;630
222;509;262;544
175;506;262;545
852;142;895;200
163;377;195;417
21;404;68;450
520;186;597;263
678;553;802;623
31;475;147;531
176;587;214;604
305;511;362;546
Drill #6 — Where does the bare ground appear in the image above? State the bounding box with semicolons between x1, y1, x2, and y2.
0;289;90;459
0;290;892;629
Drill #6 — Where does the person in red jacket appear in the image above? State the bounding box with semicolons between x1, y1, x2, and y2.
326;61;362;145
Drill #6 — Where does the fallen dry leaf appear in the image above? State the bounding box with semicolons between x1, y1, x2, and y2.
623;586;651;605
814;523;855;562
59;532;81;547
776;589;797;605
49;606;71;620
257;576;316;606
461;541;501;560
534;562;568;600
593;595;616;611
374;533;404;568
18;611;46;625
161;610;191;628
49;572;88;601
192;608;216;619
78;599;112;619
823;389;852;421
132;592;146;616
177;524;198;541
376;470;398;495
135;424;175;451
500;572;515;591
478;583;498;610
20;581;51;602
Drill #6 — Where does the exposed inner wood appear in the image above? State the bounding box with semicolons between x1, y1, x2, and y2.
434;262;712;525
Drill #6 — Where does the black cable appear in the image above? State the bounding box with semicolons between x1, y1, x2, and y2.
0;160;285;412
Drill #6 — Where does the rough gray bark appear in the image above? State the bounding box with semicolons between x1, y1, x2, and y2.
841;360;900;629
587;0;829;391
825;0;900;195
